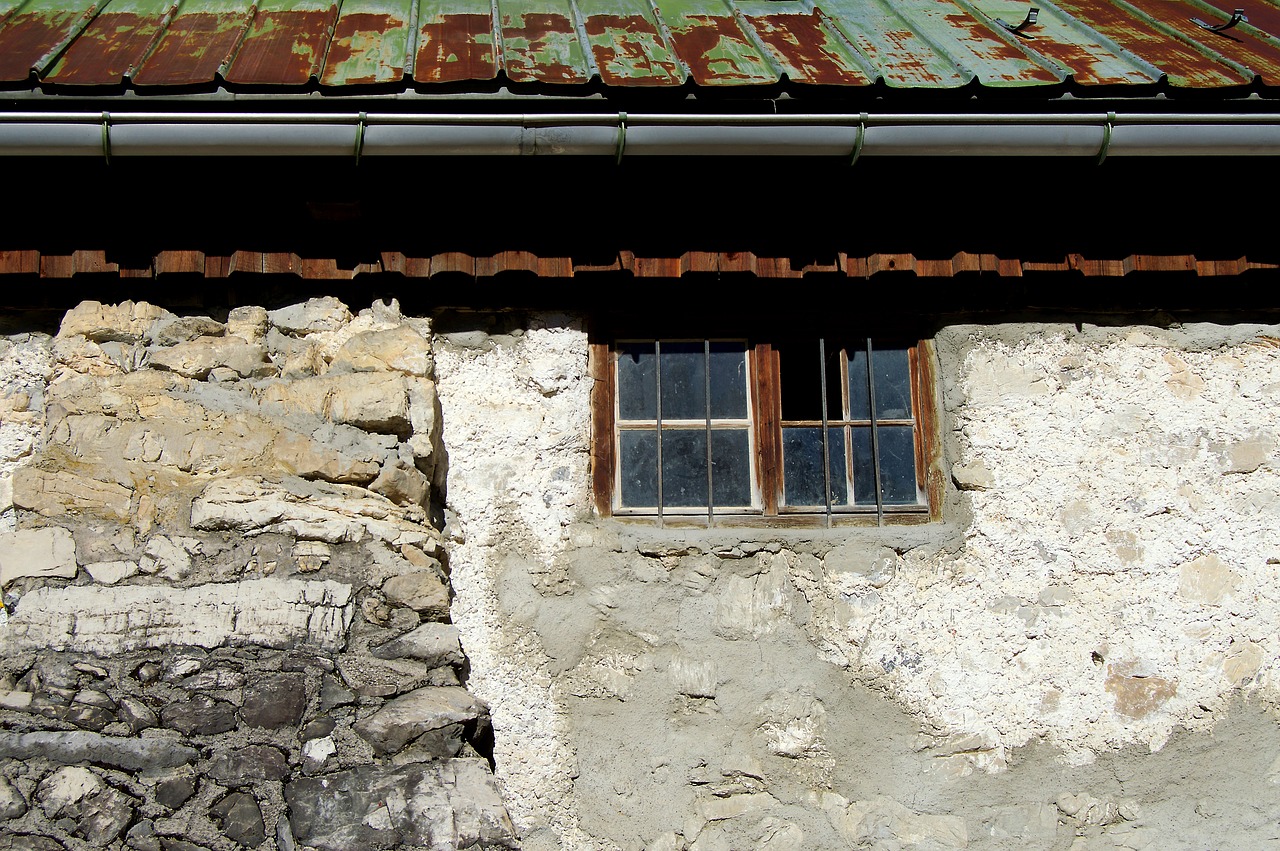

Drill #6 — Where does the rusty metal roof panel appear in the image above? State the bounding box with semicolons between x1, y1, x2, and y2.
44;0;174;84
320;0;413;85
499;0;592;83
969;0;1163;85
819;0;970;87
130;0;254;86
1049;0;1253;86
0;0;101;81
413;0;499;83
577;0;684;86
1120;0;1280;82
222;0;339;85
652;0;779;85
736;3;876;86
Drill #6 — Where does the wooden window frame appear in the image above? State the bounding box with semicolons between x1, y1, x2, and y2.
591;333;943;527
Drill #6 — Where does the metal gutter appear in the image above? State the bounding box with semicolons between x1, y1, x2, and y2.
4;110;1280;155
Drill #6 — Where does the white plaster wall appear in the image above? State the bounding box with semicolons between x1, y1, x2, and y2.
432;317;597;848
839;326;1280;764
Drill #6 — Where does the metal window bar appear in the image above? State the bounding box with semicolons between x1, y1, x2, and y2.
655;340;664;528
819;337;833;528
704;340;714;527
865;338;884;527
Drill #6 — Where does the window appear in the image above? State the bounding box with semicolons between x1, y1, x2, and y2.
591;331;941;525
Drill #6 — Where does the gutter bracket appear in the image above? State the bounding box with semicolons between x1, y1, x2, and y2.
1096;111;1114;165
616;111;627;165
100;111;111;164
1192;8;1246;31
355;111;367;165
849;112;866;166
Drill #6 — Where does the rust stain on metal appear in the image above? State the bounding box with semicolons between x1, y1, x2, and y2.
133;13;250;85
1017;34;1156;85
942;12;1060;82
1121;0;1280;80
0;12;87;80
1052;0;1249;85
878;29;948;85
583;13;682;85
321;12;406;84
501;12;586;82
224;8;337;84
665;14;774;84
745;12;872;85
415;13;498;82
46;12;161;83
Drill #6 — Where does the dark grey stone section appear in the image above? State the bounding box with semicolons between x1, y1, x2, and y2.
0;731;198;771
206;745;288;786
9;835;67;850
155;776;197;811
369;623;465;668
0;775;28;819
210;792;266;847
352;686;487;755
241;672;306;729
286;760;517;851
160;696;237;736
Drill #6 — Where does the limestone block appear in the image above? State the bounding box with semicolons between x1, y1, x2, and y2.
952;459;994;491
146;315;226;346
190;477;434;547
0;578;353;654
147;336;273;379
85;560;139;585
227;306;269;342
1178;554;1239;604
258;372;414;435
1223;640;1264;685
58;300;173;343
714;570;793;639
1216;435;1275;474
268;297;353;335
353;686;489;754
11;467;133;522
0;526;77;587
369;457;429;507
370;622;465;667
824;795;968;848
1104;669;1176;719
699;792;778;822
272;431;382;484
331;325;434;378
669;655;717;698
382;570;450;616
285;760;517;851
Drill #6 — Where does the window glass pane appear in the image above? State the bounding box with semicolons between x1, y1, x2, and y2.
778;338;821;421
711;429;752;507
618;343;656;421
660;343;706;421
852;426;875;505
660;429;707;506
848;346;870;421
874;347;913;420
619;429;657;507
878;426;919;504
782;427;848;507
708;343;749;419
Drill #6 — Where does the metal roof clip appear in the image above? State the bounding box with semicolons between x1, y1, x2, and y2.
996;7;1039;37
1191;8;1247;31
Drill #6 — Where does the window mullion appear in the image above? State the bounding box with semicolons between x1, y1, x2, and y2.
819;337;832;529
704;339;714;527
866;337;884;527
655;339;664;528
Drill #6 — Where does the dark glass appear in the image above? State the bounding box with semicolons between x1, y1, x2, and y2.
711;429;752;507
660;429;708;506
852;426;875;505
660;342;705;420
708;343;749;419
878;426;919;504
619;429;658;507
874;347;913;420
617;343;656;421
782;427;848;506
848;345;870;420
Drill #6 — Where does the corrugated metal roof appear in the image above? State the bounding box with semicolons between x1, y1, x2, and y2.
3;0;1280;94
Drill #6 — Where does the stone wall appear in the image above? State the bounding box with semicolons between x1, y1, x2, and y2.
3;301;1280;851
0;299;516;850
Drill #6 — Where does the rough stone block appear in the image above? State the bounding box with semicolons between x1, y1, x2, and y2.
353;686;488;754
0;526;77;588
